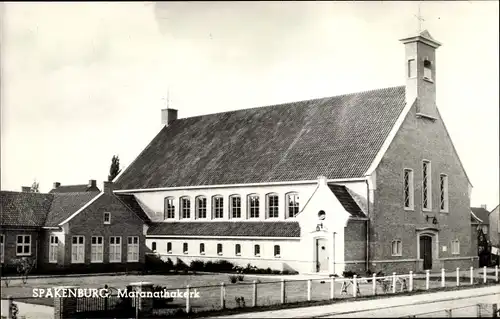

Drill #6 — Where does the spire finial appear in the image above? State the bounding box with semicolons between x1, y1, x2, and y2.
162;87;171;109
414;1;425;33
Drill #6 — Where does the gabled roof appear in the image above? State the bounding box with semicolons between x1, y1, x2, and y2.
115;86;406;190
147;221;300;237
471;207;490;225
49;184;100;193
115;194;152;224
0;191;53;227
328;184;366;218
44;192;100;227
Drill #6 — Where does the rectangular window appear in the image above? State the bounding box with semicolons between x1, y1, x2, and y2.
248;195;260;218
214;197;224;219
422;160;432;210
127;236;139;262
235;244;241;256
267;194;279;218
440;174;448;212
183;243;188;254
16;235;31;256
403;169;414;210
164;197;175;219
167;242;172;254
408;59;416;78
200;243;205;255
103;212;111;224
197;197;207;219
49;235;58;263
151;242;157;252
0;234;4;263
287;193;300;218
231;196;241;218
181;197;191;219
274;245;281;258
217;243;223;256
391;240;402;256
451;240;460;255
91;236;104;263
109;237;122;262
254;244;260;257
71;236;85;263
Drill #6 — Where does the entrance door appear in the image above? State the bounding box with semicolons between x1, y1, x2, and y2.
316;238;329;272
420;236;433;270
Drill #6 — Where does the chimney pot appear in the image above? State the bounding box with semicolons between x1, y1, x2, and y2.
161;108;178;126
53;182;61;189
21;186;31;192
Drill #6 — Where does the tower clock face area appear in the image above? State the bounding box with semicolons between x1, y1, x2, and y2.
318;210;326;220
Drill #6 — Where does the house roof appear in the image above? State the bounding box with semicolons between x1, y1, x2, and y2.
328;184;366;218
471;207;490;225
49;184;100;194
115;194;151;224
44;192;100;227
0;191;53;227
115;86;406;190
147;221;300;237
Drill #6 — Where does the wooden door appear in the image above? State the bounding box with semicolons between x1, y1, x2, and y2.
420;236;432;270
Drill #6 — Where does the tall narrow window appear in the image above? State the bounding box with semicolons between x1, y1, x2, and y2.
91;236;104;263
451;240;460;255
230;195;241;218
164;197;175;219
403;169;414;210
213;196;224;219
286;193;300;218
391;240;402;256
167;242;172;254
16;235;31;256
196;196;207;219
200;243;205;255
71;236;85;263
180;197;191;219
49;235;58;263
217;243;223;255
127;237;139;262
235;244;241;256
422;160;432;210
254;244;261;257
267;194;279;218
423;59;433;80
440;174;448;212
103;212;111;224
408;59;416;78
274;245;281;258
0;235;4;263
183;243;188;254
151;242;157;252
248;194;260;218
109;237;122;262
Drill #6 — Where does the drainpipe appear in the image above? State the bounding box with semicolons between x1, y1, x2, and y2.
365;178;371;272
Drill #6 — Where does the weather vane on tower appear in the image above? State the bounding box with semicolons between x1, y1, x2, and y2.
414;1;425;33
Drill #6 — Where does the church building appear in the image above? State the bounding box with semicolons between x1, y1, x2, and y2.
113;30;476;275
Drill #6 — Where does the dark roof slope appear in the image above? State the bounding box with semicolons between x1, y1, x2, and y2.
328;184;366;218
115;194;151;224
44;192;100;226
0;191;53;227
147;221;300;237
49;185;100;193
115;86;406;190
471;207;490;225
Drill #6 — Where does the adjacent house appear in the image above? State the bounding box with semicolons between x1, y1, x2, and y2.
0;181;150;274
112;30;476;275
471;205;490;240
489;205;499;247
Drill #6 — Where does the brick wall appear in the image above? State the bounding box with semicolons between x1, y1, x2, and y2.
344;219;367;262
0;229;40;269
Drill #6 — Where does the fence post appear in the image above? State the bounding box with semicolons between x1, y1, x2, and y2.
496;265;499;282
492;303;498;318
477;304;482;317
220;282;226;309
409;271;413;292
426;270;430;290
307;279;312;301
446;309;452;317
330;277;335;299
353;275;358;297
483;266;487;284
252;280;257;307
441;268;445;288
186;285;191;314
456;268;460;286
470;266;474;285
392;273;396;294
281;279;286;304
372;273;377;295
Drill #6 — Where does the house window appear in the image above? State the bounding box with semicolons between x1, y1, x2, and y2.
200;243;205;255
49;235;58;263
274;245;281;258
391;240;402;256
440;174;448;212
248;194;260;218
423;59;432;80
235;244;241;256
109;237;122;262
103;212;111;224
422;160;432;210
16;235;31;256
164;197;175;219
91;236;104;263
267;194;279;218
254;244;261;257
0;234;4;263
167;242;172;254
403;169;414;210
451;240;460;255
230;196;241;218
151;242;157;252
71;236;85;263
180;197;191;219
217;243;223;256
196;196;207;219
127;237;139;262
213;196;224;219
287;193;300;218
408;59;416;78
183;243;188;254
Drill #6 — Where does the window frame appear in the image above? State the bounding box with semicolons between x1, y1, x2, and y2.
248;194;260;219
408;58;416;78
164;197;176;219
200;243;205;255
439;174;449;213
167;242;172;254
183;242;188;254
103;212;111;225
127;236;139;262
16;234;31;256
71;235;85;264
451;240;460;255
274;245;281;258
151;242;157;252
403;168;414;210
422;160;432;211
235;244;241;256
391;239;402;257
217;243;223;256
254;244;261;257
180;197;191;219
213;195;224;219
91;236;104;263
109;236;122;263
230;195;242;219
196;196;207;219
286;192;300;218
49;235;59;263
266;193;279;219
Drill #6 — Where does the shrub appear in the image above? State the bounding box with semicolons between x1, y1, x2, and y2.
175;259;188;272
229;275;238;284
237;274;244;281
281;270;290;275
266;267;272;274
235;296;246;308
215;260;235;272
342;270;357;278
272;270;281;275
190;260;205;272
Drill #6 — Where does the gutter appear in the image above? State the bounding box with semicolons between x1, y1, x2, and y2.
365;179;370;271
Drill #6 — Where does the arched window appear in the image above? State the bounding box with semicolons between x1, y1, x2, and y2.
248;194;260;218
196;196;207;219
266;193;279;218
213;196;224;219
274;245;280;258
254;244;260;257
183;243;188;254
180;197;191;219
167;242;172;254
286;192;300;218
235;244;241;256
164;197;175;219
200;243;205;255
230;195;241;218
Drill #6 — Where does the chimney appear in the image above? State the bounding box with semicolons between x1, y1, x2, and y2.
399;30;441;118
161;108;178;126
317;176;328;186
21;186;31;192
53;182;61;189
481;204;487;210
103;181;114;194
88;179;97;188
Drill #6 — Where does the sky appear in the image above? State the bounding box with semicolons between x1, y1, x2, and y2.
1;1;498;209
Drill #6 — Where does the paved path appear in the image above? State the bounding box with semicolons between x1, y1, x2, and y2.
208;285;500;318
